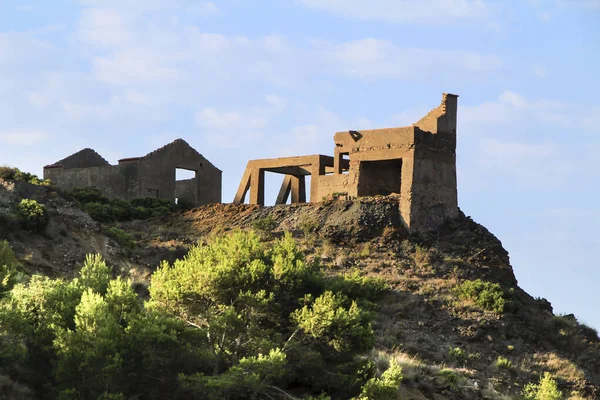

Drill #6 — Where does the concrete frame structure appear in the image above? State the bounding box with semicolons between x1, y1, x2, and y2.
234;93;459;233
44;139;222;206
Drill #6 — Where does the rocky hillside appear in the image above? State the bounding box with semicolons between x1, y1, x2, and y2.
1;177;598;399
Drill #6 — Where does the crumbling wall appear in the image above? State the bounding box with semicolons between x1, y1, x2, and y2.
139;139;221;205
44;139;222;206
44;164;135;199
55;149;110;169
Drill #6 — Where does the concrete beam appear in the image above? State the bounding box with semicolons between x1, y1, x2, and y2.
233;166;252;204
249;169;265;206
291;175;306;203
276;175;292;205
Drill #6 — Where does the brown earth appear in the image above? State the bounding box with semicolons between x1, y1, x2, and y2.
1;180;598;399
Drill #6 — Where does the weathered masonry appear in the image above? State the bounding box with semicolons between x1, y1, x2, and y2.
44;139;222;206
234;93;459;233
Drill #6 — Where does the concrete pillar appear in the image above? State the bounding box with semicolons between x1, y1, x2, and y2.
334;149;343;175
291;175;306;203
276;175;292;205
249;169;265;206
233;166;252;204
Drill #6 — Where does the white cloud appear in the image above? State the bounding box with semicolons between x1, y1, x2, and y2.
460;90;580;128
77;0;220;15
78;8;133;47
474;138;573;187
320;38;503;79
279;108;373;156
186;2;219;16
196;108;268;131
298;0;490;24
0;131;49;146
195;96;289;149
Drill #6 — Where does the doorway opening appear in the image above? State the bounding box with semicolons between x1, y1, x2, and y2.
175;168;198;206
357;159;402;197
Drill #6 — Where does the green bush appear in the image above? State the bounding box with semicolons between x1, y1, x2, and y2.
447;346;467;366
0;166;17;181
66;187;109;204
357;360;402;400
437;369;463;392
66;187;176;222
105;227;136;250
495;356;512;369
252;216;278;239
0;232;389;399
454;279;511;313
0;240;21;297
0;166;53;186
326;270;387;302
17;199;49;232
299;216;319;237
523;372;563;400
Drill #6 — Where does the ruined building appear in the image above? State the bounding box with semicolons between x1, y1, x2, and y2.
234;93;459;233
44;139;222;206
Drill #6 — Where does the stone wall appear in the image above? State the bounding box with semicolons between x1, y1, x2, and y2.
44;139;222;206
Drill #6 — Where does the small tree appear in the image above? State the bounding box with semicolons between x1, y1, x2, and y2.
523;372;563;400
17;199;49;232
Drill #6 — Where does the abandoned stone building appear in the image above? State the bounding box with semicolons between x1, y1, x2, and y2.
233;93;459;232
44;139;222;206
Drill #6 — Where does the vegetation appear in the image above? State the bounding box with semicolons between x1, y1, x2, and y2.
63;187;190;222
251;215;278;239
0;241;21;298
447;346;467;366
454;279;512;313
495;356;513;369
104;227;136;250
17;199;49;232
0;231;391;399
0;166;53;187
523;372;563;400
357;360;403;400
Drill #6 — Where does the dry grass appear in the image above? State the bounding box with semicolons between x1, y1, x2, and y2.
534;353;586;386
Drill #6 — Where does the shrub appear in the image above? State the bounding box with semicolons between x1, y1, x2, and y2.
495;356;512;369
523;372;563;400
252;216;278;239
78;254;112;294
0;240;20;297
326;270;387;302
299;216;319;237
66;187;109;204
438;369;463;391
454;279;510;313
292;291;374;354
0;166;53;186
17;199;49;232
65;187;177;222
83;202;113;222
105;228;136;250
357;360;402;400
0;166;17;181
447;346;467;366
150;231;380;398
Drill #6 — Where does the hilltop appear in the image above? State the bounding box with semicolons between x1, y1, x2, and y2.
0;174;598;399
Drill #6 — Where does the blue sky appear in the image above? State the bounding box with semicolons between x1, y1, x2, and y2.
1;0;599;330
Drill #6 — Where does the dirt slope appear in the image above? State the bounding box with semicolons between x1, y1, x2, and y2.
1;182;598;399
